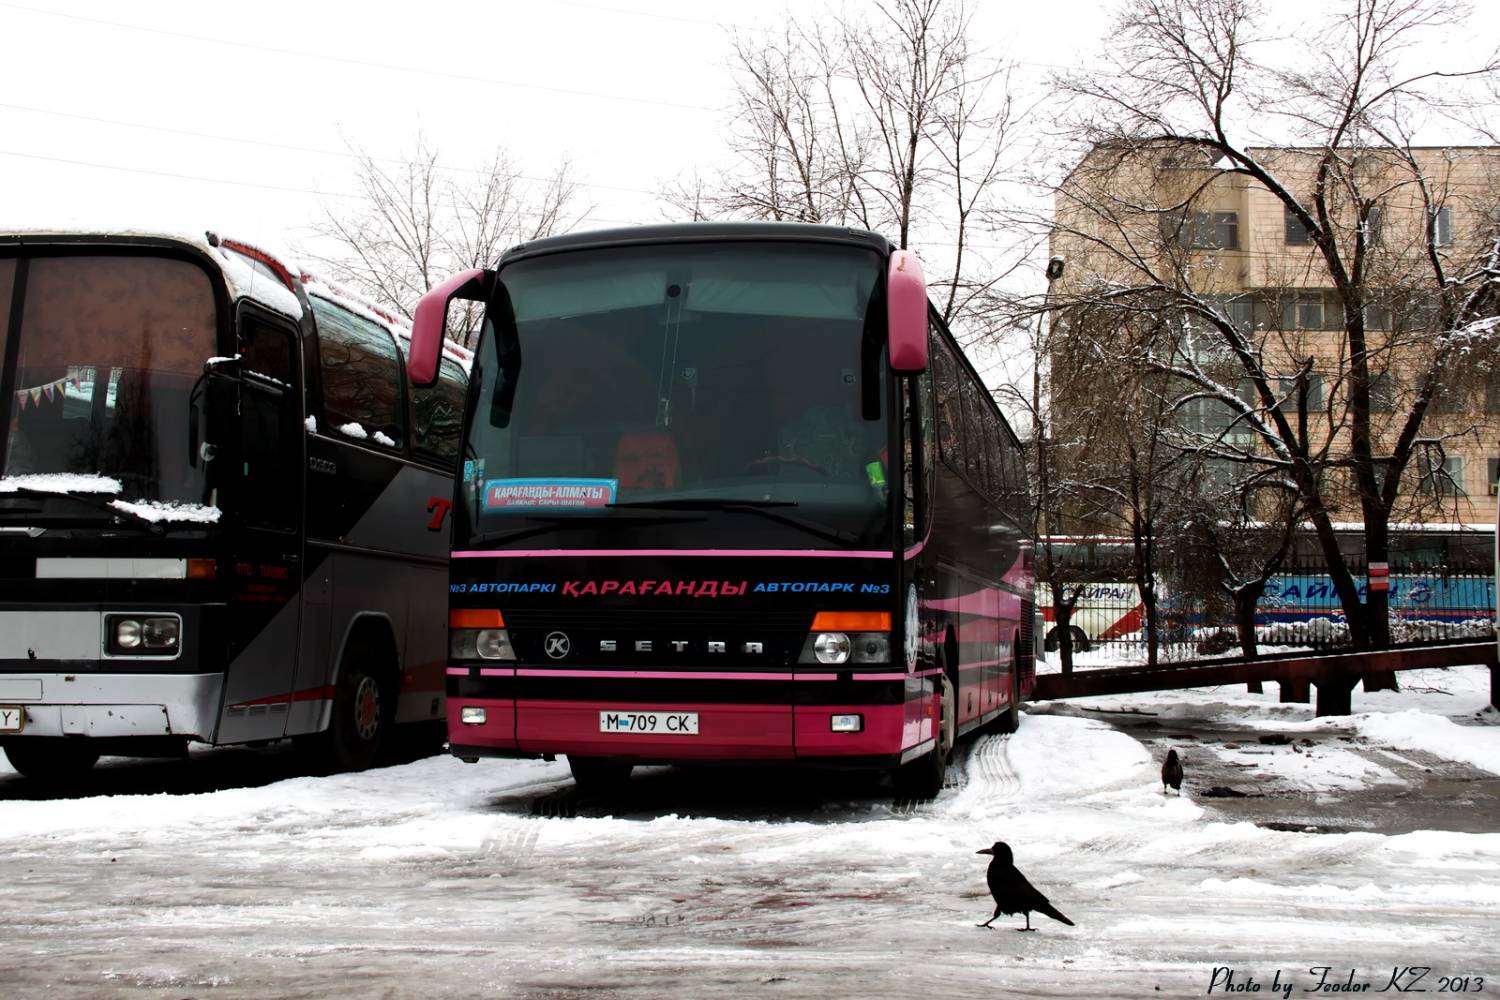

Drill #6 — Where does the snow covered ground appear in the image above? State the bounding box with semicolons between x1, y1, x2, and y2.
2;667;1497;998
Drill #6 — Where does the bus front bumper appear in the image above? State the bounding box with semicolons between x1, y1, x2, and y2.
0;672;223;741
447;696;935;763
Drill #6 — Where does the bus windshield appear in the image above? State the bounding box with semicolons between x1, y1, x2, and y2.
0;254;218;508
461;241;892;550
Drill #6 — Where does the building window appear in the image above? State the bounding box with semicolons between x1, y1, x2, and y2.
1428;380;1464;415
1419;452;1463;497
1367;372;1398;412
1277;373;1324;412
1161;210;1239;250
1364;294;1391;330
1282;291;1321;329
1284;207;1313;246
1488;457;1499;496
1433;206;1453;247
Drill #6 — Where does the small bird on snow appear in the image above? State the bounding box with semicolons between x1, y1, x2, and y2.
976;841;1074;932
1161;748;1183;794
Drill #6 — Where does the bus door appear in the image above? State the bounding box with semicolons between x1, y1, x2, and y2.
216;309;306;743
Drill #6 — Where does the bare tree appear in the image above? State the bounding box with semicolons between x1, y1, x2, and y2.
307;135;583;342
1047;0;1500;665
668;0;1028;331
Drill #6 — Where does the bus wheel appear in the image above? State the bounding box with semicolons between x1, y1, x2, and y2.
315;647;392;773
894;674;955;800
996;668;1021;735
3;739;100;782
568;756;633;794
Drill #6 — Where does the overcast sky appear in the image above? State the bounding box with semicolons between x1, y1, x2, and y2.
0;0;1142;246
2;1;1495;279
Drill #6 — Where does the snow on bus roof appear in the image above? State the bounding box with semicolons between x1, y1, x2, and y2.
0;221;304;320
1;221;472;372
299;269;474;372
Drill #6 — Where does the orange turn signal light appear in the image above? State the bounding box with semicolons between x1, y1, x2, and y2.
811;611;891;632
449;609;505;629
186;558;216;579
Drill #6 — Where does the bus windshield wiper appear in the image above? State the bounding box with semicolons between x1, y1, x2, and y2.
465;510;705;548
608;498;858;547
2;487;168;535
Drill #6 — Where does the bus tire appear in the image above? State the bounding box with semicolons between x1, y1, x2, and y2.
894;674;955;800
314;641;394;773
996;669;1021;735
568;755;633;794
3;738;100;782
994;632;1023;735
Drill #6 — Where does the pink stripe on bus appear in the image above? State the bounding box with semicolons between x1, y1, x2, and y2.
479;668;516;677
452;548;893;559
516;669;799;681
445;667;469;676
851;672;910;681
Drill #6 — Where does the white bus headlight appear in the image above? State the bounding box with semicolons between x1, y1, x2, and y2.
115;619;142;649
460;706;487;726
813;632;851;664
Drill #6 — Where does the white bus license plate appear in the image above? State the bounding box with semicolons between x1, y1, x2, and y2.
0;705;24;733
599;711;698;735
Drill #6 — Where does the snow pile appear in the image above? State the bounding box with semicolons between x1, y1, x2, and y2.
372;430;396;447
1353;710;1500;777
1389;618;1494;643
108;499;221;524
336;422;368;440
0;473;122;494
1257;617;1350;646
304;416;318;433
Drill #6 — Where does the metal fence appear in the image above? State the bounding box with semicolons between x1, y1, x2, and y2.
1038;544;1496;665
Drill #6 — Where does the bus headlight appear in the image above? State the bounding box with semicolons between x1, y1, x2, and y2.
142;617;181;649
813;632;851;664
105;614;181;655
449;629;516;661
799;631;890;665
115;619;142;649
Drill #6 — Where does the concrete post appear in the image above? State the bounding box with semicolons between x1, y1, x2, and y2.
1314;674;1357;716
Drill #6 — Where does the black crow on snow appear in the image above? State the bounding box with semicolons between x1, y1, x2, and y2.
976;841;1074;931
1162;748;1183;794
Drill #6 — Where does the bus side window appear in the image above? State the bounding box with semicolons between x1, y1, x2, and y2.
983;406;1005;504
959;378;988;489
901;367;933;547
932;335;961;468
311;296;405;448
238;317;299;531
412;358;467;468
240;318;297;388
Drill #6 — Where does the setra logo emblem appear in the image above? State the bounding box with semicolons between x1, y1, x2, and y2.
543;631;571;659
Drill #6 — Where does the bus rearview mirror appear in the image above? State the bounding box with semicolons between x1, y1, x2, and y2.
409;269;493;387
887;250;928;373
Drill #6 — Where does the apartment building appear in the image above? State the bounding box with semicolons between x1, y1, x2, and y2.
1050;141;1500;527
